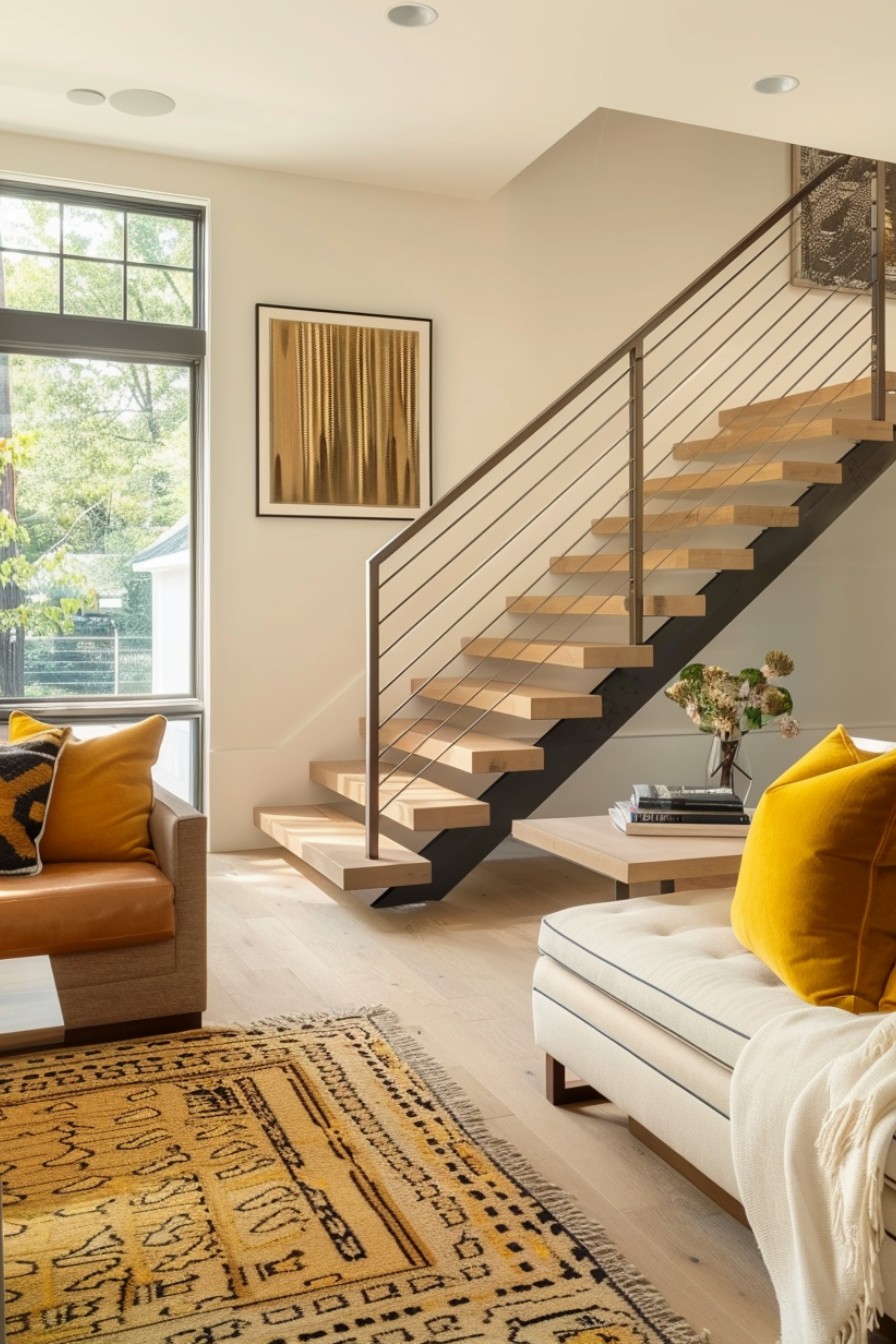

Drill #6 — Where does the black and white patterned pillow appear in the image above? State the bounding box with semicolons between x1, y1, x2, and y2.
0;727;70;875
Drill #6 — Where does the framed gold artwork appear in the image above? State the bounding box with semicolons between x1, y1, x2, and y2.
791;146;896;297
256;303;432;519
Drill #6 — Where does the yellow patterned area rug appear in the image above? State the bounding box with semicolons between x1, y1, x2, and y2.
0;1009;706;1344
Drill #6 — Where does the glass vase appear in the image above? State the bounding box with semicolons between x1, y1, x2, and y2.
706;732;752;803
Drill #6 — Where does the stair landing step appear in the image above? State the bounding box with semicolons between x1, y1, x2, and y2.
506;593;706;617
550;548;753;573
718;373;896;427
254;804;431;890
673;416;894;461
461;636;652;669
368;717;543;773
592;505;799;534
646;460;841;496
310;760;489;831
411;676;603;720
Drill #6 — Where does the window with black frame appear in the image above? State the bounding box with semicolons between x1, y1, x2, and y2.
0;183;205;805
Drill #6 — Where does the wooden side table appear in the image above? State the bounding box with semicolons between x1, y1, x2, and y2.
0;956;62;1342
512;813;747;899
0;956;64;1052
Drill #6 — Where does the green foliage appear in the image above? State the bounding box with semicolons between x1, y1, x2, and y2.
4;356;189;641
0;431;97;639
665;652;799;739
679;663;705;686
742;705;763;731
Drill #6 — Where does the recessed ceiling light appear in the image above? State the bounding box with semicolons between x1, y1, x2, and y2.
66;88;105;106
752;74;800;95
387;4;438;27
109;88;176;117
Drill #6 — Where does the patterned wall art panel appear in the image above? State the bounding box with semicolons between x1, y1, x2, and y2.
257;304;432;519
791;146;896;296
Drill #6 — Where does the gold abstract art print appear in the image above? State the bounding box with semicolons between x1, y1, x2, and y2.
257;304;431;518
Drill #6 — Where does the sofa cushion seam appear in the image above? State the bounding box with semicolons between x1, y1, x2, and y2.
533;985;730;1120
540;918;750;1040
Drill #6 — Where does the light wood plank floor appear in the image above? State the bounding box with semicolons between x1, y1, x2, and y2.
207;838;778;1344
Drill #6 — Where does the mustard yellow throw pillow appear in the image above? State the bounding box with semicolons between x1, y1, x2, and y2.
9;711;166;865
731;726;896;1013
0;726;70;875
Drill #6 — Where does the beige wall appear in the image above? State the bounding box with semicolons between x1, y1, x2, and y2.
1;110;893;847
0;129;510;847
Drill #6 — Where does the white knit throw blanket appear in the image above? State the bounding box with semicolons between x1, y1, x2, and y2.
731;1006;896;1344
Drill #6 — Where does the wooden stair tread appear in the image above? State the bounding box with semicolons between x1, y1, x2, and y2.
366;717;544;773
718;373;896;426
592;505;799;534
645;460;842;495
310;759;489;831
461;636;652;669
506;593;706;617
411;676;603;719
254;804;431;890
673;416;895;461
550;547;753;573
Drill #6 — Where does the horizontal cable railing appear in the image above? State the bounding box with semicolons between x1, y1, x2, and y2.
23;633;152;696
364;154;888;860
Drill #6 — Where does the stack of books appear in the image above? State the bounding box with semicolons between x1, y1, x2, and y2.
610;783;752;836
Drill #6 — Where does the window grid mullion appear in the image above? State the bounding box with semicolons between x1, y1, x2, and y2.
0;244;194;275
57;204;64;313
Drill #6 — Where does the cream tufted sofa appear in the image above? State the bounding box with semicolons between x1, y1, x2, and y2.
532;886;896;1330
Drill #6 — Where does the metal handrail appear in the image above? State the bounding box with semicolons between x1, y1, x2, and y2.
376;317;871;790
378;214;847;669
374;337;873;802
364;152;879;860
370;319;875;790
374;286;870;785
371;153;851;575
871;160;888;418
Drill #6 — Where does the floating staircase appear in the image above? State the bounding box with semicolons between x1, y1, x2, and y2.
371;719;544;773
592;505;800;535
644;459;843;494
548;548;754;573
256;155;896;907
254;805;431;890
408;677;604;719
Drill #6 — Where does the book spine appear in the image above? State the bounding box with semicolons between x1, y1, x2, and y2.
632;801;743;813
629;810;750;825
633;785;739;800
610;808;751;838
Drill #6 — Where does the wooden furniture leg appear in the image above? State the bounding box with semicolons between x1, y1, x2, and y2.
545;1053;608;1105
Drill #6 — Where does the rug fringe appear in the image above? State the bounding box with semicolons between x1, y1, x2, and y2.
224;1005;710;1344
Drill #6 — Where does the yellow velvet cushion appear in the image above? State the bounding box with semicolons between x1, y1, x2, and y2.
9;712;166;865
731;725;896;1013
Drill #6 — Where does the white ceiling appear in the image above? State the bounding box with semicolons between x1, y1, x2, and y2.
2;0;895;199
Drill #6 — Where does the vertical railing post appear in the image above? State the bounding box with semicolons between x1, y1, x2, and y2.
871;159;888;421
628;340;644;646
365;557;380;860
